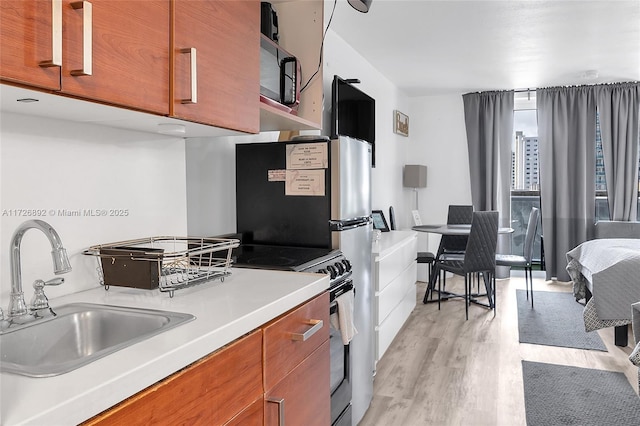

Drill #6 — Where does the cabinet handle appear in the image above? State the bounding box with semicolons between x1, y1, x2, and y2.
290;319;323;341
180;47;198;104
266;397;285;425
70;1;92;76
39;0;62;67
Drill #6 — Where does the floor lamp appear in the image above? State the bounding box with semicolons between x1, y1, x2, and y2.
403;165;427;210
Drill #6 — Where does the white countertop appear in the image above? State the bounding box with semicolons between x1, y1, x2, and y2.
372;230;417;258
1;268;329;426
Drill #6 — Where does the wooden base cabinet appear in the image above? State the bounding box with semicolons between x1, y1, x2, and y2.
263;292;330;426
84;330;264;426
83;293;330;426
265;341;329;426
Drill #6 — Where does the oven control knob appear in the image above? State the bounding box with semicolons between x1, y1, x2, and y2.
327;265;338;279
342;259;352;272
335;262;345;275
317;268;327;276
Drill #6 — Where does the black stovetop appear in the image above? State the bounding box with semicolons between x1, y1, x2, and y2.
227;244;338;272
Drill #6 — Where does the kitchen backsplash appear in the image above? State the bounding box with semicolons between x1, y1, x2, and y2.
0;113;188;303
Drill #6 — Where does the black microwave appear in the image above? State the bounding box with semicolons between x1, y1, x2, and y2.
260;35;300;114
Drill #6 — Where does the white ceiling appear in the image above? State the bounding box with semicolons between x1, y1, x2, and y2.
327;0;640;96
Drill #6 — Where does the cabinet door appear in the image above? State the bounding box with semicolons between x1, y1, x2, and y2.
84;330;263;426
263;292;329;390
226;397;263;426
60;0;169;114
265;340;330;426
173;0;259;133
1;0;62;90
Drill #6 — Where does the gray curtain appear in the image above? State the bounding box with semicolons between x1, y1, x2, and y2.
538;86;597;281
462;91;514;229
596;83;640;221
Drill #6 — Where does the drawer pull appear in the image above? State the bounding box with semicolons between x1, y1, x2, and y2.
180;47;198;104
39;0;62;67
291;319;323;341
266;397;285;425
70;1;92;76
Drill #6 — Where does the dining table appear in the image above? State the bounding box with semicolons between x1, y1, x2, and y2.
412;224;514;305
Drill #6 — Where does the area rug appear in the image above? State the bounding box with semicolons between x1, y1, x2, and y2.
517;289;607;351
522;361;640;425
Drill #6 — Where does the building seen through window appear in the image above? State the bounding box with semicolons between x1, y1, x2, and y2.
510;101;640;261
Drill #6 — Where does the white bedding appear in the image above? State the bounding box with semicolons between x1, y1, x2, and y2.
566;238;640;328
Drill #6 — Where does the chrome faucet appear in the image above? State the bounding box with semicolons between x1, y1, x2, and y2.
7;220;72;321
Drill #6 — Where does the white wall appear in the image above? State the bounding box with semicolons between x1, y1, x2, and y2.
323;29;412;229
185;131;279;237
0;5;432;305
407;95;473;278
185;24;414;236
0;113;187;303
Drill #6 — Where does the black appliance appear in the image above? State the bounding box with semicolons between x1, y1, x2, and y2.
260;34;300;114
229;244;354;426
261;2;279;43
331;75;376;166
235;136;374;424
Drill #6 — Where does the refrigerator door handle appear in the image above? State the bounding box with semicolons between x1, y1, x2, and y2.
329;217;372;231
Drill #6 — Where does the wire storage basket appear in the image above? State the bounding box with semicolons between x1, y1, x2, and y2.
83;236;239;297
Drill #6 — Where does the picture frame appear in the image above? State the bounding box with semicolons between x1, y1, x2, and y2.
411;210;423;226
393;110;409;137
372;210;391;232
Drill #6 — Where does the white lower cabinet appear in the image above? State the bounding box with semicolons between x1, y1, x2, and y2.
372;230;418;362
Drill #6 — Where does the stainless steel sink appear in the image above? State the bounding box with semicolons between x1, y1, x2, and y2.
0;303;195;377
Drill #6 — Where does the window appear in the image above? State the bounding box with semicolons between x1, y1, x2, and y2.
511;97;541;262
510;92;640;262
594;112;640;221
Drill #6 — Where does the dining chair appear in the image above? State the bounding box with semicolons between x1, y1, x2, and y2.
496;207;539;307
431;210;499;320
417;251;436;281
436;205;474;259
422;205;474;302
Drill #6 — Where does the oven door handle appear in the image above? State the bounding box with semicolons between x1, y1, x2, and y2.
291;319;323;341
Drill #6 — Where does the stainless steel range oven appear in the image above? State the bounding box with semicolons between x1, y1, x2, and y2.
226;243;353;426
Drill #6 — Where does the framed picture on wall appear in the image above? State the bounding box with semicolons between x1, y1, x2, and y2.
393;110;409;137
411;210;423;226
372;210;390;232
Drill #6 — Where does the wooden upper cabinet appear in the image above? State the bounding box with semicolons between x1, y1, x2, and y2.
172;0;260;133
1;0;62;90
60;0;170;114
1;0;170;114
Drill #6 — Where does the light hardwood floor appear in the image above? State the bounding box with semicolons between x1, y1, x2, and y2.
359;273;638;426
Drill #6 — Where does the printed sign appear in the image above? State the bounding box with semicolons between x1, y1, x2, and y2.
285;169;325;196
267;169;286;182
286;143;328;170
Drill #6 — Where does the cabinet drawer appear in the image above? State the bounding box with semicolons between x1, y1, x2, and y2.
376;235;418;291
263;292;329;390
376;282;416;360
84;330;263;426
376;261;417;325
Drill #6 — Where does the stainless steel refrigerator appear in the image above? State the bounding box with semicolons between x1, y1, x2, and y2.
328;136;374;425
235;135;374;424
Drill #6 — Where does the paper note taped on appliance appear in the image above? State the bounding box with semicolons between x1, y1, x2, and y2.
285;169;325;196
285;143;329;169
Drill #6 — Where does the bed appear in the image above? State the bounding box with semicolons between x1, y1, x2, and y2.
565;221;640;346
